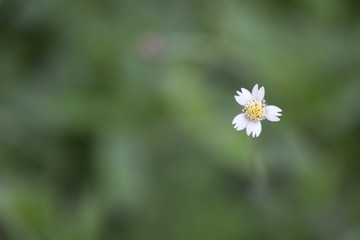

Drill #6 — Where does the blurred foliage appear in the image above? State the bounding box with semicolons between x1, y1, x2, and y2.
1;0;360;239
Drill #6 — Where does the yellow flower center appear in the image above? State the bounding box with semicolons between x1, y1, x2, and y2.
243;100;266;121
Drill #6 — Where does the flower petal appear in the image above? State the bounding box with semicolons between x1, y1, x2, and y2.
255;86;265;101
266;105;282;116
240;88;253;101
265;113;280;122
234;95;248;106
232;113;248;131
246;121;261;137
246;121;253;136
252;121;262;137
266;105;282;113
246;121;260;136
251;84;259;99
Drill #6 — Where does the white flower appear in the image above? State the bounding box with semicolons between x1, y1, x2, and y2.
232;84;282;137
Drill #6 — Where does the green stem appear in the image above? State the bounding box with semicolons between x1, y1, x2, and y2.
249;137;257;177
249;137;266;194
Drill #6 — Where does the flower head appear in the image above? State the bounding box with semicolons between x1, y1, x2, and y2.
232;84;282;137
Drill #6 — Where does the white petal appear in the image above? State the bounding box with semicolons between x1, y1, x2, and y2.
251;84;259;99
234;95;248;106
265;113;280;122
246;121;258;136
240;88;252;101
266;105;282;113
232;113;248;131
252;125;256;137
246;121;253;136
266;105;282;116
252;121;262;137
255;86;265;101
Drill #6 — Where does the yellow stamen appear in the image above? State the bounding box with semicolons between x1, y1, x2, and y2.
243;100;266;121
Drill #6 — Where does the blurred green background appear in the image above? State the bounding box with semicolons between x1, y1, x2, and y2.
1;0;360;239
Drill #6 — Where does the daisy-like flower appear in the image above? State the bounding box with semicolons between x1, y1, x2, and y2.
232;84;282;137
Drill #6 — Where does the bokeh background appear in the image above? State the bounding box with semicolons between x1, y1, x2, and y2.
1;0;360;239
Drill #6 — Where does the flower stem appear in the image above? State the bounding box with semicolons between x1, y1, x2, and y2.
248;137;266;193
249;137;258;176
